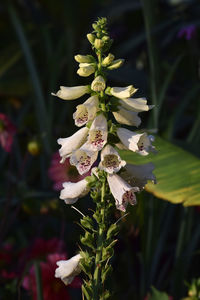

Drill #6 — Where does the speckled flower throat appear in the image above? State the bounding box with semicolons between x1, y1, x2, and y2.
52;18;156;300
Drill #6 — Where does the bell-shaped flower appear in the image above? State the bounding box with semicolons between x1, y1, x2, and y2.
113;107;141;127
121;163;156;191
73;96;99;127
117;128;155;155
91;76;106;92
110;85;137;99
135;133;156;155
118;97;154;112
77;63;95;77
99;144;126;174
107;174;139;212
57;127;89;163
70;142;98;175
55;254;81;285
60;178;89;204
52;85;89;100
87;114;108;151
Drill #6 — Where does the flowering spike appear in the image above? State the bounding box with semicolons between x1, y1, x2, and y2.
52;17;156;299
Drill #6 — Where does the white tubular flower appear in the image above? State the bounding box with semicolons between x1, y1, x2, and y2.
107;174;139;212
77;63;95;77
87;114;108;151
55;254;81;285
121;163;156;191
60;179;89;204
91;76;106;92
57;127;89;163
118;97;154;112
70;142;98;175
117;128;155;155
117;128;143;152
113;107;141;127
135;133;156;156
51;86;89;100
99;144;126;174
73;96;99;127
110;85;137;99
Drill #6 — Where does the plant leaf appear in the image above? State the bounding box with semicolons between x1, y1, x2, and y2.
120;136;200;206
148;286;169;300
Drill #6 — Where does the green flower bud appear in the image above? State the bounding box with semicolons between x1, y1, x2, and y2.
107;59;124;70
77;63;95;77
87;33;95;44
74;55;95;63
102;53;115;66
91;75;106;92
27;140;41;156
102;35;110;42
94;38;104;50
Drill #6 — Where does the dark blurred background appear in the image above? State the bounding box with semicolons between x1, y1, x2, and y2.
0;0;200;299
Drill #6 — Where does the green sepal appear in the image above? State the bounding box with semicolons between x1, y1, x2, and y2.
93;211;101;223
82;281;93;299
101;264;112;283
80;251;94;276
101;290;111;299
86;121;92;128
102;247;114;261
107;223;119;239
80;231;95;250
105;86;111;95
81;216;94;231
85;175;98;188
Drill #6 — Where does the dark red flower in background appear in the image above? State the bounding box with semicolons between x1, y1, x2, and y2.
22;239;81;300
0;113;16;152
48;152;90;191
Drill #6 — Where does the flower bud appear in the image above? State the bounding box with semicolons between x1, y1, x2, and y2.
27;140;40;156
91;75;106;92
107;59;124;70
74;55;95;63
77;63;95;77
87;33;95;44
102;36;110;42
94;39;104;50
102;53;115;66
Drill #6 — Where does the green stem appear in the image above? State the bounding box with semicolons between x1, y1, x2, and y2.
141;0;159;130
93;179;106;299
34;260;44;300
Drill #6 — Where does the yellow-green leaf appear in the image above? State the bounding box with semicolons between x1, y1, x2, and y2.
120;136;200;206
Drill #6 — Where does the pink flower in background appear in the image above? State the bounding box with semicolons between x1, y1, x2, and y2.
22;253;81;300
28;237;65;260
48;152;90;191
0;113;16;152
177;25;196;40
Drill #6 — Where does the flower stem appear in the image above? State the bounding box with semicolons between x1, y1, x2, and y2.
34;260;44;300
93;178;106;299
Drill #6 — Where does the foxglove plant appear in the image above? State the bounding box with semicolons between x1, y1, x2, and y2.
52;18;156;300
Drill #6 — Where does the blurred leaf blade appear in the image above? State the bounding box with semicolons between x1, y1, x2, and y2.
120;137;200;206
7;4;51;154
148;286;169;300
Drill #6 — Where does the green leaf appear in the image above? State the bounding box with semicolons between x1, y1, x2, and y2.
148;286;169;300
120;137;200;206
